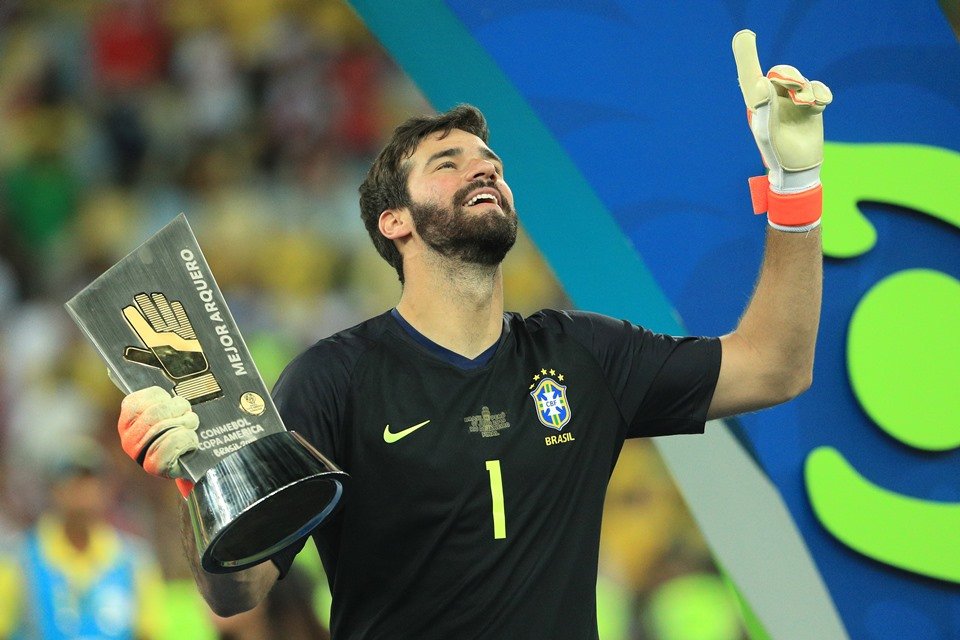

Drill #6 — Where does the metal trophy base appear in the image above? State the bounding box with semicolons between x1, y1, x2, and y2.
186;431;347;573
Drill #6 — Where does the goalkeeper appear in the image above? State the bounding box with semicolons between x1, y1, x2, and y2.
115;31;830;640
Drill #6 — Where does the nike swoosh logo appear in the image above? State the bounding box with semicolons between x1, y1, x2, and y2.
383;420;432;443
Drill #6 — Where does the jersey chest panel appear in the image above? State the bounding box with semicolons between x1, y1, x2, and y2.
337;332;623;605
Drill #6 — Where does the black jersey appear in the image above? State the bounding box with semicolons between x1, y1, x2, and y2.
271;309;720;640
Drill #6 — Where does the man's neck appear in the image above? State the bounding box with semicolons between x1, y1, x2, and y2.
396;255;505;359
62;515;93;552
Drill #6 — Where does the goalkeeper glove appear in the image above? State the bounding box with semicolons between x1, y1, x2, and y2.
733;29;833;232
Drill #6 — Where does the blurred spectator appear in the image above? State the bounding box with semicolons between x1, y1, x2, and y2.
170;26;249;141
1;301;103;521
0;438;166;639
3;141;78;249
90;0;169;94
598;440;746;639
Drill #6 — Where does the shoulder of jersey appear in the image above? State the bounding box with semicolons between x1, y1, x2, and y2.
519;308;596;334
281;314;390;380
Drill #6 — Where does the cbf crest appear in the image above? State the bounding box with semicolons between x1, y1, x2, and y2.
529;368;571;430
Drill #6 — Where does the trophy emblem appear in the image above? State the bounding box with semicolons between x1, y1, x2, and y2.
65;214;348;573
123;292;223;404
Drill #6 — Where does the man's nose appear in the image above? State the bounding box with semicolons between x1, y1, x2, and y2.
467;158;498;181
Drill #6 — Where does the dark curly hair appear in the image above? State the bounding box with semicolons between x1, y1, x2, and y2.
358;104;489;283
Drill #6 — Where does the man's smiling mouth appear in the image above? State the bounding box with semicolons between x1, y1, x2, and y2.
460;184;503;209
466;193;499;206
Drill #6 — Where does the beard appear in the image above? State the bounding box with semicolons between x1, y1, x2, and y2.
410;180;518;267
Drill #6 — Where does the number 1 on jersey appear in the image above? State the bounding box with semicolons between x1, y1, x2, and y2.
485;460;507;539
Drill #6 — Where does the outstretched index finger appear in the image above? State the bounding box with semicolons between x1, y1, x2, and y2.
732;29;768;110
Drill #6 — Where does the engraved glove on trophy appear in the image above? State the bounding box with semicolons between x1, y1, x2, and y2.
123;292;223;403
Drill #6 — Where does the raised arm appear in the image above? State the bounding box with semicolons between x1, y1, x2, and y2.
708;227;821;419
707;30;832;420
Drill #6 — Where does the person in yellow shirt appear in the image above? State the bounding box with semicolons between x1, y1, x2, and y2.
0;440;166;640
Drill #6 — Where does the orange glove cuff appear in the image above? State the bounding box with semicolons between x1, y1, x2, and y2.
749;175;822;228
175;478;195;497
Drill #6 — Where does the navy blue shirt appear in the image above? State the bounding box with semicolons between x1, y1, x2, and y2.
272;309;720;640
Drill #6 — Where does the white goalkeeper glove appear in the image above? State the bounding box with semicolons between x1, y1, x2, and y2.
733;29;833;232
118;386;199;493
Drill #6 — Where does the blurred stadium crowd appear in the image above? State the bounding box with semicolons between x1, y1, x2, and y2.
0;1;746;638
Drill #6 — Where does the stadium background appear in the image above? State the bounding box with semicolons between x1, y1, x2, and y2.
0;1;742;638
2;1;958;639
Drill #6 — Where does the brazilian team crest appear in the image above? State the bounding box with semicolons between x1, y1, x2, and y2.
529;370;571;430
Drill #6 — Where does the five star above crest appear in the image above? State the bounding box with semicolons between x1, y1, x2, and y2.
530;368;566;385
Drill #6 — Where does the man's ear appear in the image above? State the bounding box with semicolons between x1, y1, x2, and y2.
379;208;412;241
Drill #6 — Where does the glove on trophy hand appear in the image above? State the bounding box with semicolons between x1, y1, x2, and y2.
118;386;199;493
733;29;833;231
123;292;222;403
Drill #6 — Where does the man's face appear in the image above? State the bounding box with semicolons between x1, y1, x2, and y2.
52;471;107;522
404;129;518;266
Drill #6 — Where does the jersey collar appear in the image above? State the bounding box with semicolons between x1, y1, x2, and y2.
389;308;506;370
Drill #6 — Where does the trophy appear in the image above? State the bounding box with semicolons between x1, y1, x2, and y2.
65;214;348;573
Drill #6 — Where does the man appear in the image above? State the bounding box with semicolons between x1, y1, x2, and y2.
0;440;166;640
117;31;831;639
